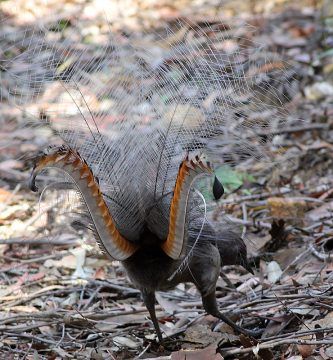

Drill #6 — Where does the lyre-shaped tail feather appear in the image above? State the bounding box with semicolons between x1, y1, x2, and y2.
0;19;299;247
162;153;213;259
29;146;138;261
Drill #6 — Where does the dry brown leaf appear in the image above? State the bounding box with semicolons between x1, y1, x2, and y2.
184;325;222;347
0;203;30;221
44;254;77;269
94;267;106;280
305;201;333;222
0;159;23;171
324;346;333;359
262;314;294;338
171;345;223;360
296;344;314;358
267;197;307;223
289;304;320;317
39;325;57;336
246;233;272;255
9;305;39;313
0;188;14;202
300;311;333;333
113;336;141;349
274;247;307;270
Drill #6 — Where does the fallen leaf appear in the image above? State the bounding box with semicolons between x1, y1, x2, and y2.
267;197;306;222
266;261;283;283
246;233;272;256
289;304;320;316
53;347;73;358
44;255;77;269
156;292;179;314
71;247;88;279
0;159;23;171
300;311;333;334
325;346;333;358
274;247;307;270
94;267;106;280
0;188;14;202
296;344;314;357
62;292;79;307
184;325;222;346
9;305;39;313
262;314;294;338
112;336;140;349
305;201;333;222
171;345;223;360
0;203;30;221
304;82;333;101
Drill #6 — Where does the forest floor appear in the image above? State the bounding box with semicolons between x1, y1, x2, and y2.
0;0;333;359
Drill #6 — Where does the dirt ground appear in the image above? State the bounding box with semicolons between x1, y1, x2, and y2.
0;0;333;359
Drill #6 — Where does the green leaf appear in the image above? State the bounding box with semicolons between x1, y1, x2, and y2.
319;48;333;59
196;165;254;201
50;19;71;32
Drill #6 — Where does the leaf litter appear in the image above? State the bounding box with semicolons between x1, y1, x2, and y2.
0;0;333;359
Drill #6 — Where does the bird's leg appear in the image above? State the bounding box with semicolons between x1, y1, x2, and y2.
141;290;163;342
186;244;262;338
201;291;263;338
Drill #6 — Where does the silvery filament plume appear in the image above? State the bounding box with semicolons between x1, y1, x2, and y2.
0;19;296;248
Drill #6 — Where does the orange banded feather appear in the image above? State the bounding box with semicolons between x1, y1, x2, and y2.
161;153;213;259
30;146;138;260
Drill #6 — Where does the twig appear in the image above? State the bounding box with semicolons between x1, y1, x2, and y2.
0;311;63;325
251;123;330;138
2;332;59;346
0;321;61;333
135;343;151;359
241;202;248;238
262;326;333;342
0;237;78;245
1;286;81;307
220;188;291;204
0;251;70;274
309;243;333;261
222;339;333;357
224;216;272;229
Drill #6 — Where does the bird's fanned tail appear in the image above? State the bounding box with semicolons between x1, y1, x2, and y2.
1;18;300;254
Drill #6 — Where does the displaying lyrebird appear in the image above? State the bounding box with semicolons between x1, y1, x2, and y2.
1;18;295;340
29;145;256;340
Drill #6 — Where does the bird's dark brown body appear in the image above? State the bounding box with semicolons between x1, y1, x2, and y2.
123;227;257;341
